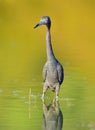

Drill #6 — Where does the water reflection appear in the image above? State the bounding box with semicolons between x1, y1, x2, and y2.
42;99;63;130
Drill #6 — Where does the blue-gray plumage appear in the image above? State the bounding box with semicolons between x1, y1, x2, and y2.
34;16;64;100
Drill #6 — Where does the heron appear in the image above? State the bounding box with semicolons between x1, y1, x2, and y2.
34;16;64;100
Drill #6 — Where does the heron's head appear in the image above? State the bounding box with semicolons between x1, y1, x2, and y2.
34;16;51;29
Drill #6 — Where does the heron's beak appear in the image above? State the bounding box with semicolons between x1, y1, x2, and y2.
33;23;40;29
34;21;45;29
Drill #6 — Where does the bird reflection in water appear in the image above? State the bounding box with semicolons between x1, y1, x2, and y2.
42;99;63;130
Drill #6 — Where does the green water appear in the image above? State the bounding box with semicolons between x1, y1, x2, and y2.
0;69;95;130
0;0;95;129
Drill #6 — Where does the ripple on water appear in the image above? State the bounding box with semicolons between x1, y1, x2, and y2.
80;122;95;130
20;96;26;99
0;89;3;93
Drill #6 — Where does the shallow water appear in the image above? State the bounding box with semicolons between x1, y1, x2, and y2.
0;0;95;129
0;72;95;130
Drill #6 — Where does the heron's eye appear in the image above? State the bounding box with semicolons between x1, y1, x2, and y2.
44;19;47;23
40;19;44;22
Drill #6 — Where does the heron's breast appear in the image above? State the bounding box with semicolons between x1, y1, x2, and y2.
47;67;57;77
46;70;58;85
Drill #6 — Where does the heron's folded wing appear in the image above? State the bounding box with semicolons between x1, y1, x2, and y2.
57;63;64;84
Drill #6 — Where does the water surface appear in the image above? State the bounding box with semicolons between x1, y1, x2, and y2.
0;71;95;130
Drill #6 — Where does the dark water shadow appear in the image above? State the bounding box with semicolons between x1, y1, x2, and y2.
42;99;63;130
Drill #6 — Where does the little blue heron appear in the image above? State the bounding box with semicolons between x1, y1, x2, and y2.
34;16;64;100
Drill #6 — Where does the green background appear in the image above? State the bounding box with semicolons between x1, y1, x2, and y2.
0;0;95;130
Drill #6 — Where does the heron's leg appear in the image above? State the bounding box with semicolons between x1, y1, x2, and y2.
55;83;60;101
42;83;48;100
52;99;59;114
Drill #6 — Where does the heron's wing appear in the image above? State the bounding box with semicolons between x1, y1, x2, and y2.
43;62;48;82
57;63;64;84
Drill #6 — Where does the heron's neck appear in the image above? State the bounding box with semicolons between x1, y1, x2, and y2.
46;27;55;60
